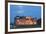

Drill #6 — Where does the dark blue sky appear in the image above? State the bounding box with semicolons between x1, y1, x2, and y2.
10;5;41;23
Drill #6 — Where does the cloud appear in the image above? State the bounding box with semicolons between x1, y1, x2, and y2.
17;10;24;14
18;6;23;9
18;6;23;7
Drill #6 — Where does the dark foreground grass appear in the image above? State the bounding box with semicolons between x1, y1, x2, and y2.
10;24;41;29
